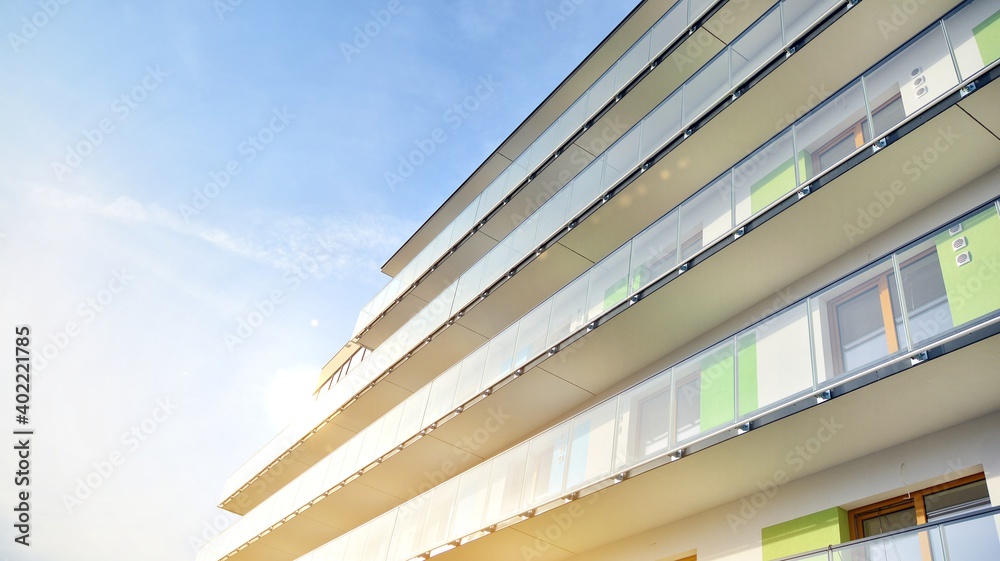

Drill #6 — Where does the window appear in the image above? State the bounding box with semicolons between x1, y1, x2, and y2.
827;249;946;375
812;95;903;173
849;473;991;539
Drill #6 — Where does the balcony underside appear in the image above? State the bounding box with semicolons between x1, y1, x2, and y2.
218;0;997;520
216;66;1000;556
434;332;1000;561
356;0;768;351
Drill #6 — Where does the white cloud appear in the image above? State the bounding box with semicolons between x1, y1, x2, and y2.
29;185;413;281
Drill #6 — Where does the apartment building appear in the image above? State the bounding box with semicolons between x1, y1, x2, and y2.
198;0;1000;559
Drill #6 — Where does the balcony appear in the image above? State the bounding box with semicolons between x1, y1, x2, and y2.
235;197;1000;561
199;181;1000;560
212;0;1000;531
217;0;862;514
352;0;779;349
779;506;1000;561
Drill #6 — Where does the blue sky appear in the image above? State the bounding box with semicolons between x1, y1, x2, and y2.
0;1;636;560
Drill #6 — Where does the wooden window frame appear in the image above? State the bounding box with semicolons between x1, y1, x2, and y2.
848;472;988;540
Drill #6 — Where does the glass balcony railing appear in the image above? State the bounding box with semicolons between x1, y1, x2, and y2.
229;197;1000;561
219;0;849;504
351;0;830;339
216;0;1000;513
780;506;1000;561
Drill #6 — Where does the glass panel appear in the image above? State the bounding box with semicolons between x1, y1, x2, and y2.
454;345;488;408
639;91;683;156
565;400;617;489
897;239;953;347
484;443;529;524
864;25;957;138
320;445;347;490
455;259;486;312
905;207;1000;342
689;0;713;20
424;284;457;334
614;372;673;471
737;303;813;417
587;68;617;116
733;130;797;222
424;365;460;425
794;81;868;182
945;0;1000;80
418;478;460;553
567;157;607;218
939;512;1000;560
673;341;735;443
388;494;429;561
782;0;838;40
650;2;687;54
508;214;539;265
617;33;651;90
683;53;730;123
679;174;733;261
337;432;365;480
451;202;477;242
344;521;370;561
557;97;589;144
451;462;492;538
357;416;384;470
810;259;901;381
605;126;642;183
513;301;553;369
397;385;430;443
376;405;404;459
483;324;518;386
522;423;570;507
547;273;591;347
730;8;782;85
528;124;559;171
362;512;396;561
836;525;935;561
586;245;632;320
629;210;679;293
481;239;513;289
535;187;573;246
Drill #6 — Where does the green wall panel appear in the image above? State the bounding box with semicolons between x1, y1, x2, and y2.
935;206;1000;325
699;345;735;431
737;333;758;416
973;9;1000;66
761;507;850;561
749;153;812;215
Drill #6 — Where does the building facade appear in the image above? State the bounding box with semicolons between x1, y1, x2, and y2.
198;0;1000;560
